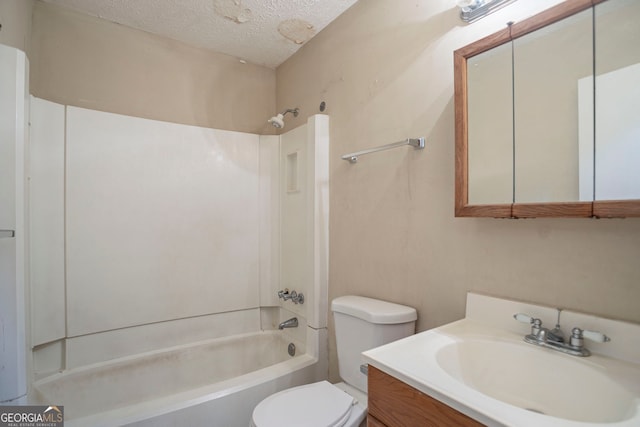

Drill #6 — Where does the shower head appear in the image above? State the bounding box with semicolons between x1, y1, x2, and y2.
268;113;285;128
268;108;299;129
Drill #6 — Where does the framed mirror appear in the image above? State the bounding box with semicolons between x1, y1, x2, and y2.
454;0;640;218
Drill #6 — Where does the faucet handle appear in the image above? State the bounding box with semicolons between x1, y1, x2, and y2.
514;313;542;336
583;329;611;343
514;313;534;324
278;289;293;300
513;313;542;327
571;327;611;345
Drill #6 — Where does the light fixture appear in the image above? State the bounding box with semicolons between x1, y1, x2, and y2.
457;0;518;23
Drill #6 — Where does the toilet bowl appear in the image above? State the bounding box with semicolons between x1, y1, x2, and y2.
251;296;417;427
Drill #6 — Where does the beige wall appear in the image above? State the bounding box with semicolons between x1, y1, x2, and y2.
30;1;276;134
275;0;640;381
19;0;640;382
0;0;34;56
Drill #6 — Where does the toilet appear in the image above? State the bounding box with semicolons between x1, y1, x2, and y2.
251;295;417;427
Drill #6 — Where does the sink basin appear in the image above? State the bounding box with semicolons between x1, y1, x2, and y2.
362;295;640;426
436;338;636;423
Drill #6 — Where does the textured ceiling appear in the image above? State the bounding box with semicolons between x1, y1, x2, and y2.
41;0;359;69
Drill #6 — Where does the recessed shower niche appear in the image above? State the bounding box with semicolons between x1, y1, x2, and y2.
287;151;300;193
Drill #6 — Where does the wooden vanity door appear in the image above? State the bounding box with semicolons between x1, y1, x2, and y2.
367;365;484;426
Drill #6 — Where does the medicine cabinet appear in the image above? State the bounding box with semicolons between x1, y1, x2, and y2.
454;0;640;218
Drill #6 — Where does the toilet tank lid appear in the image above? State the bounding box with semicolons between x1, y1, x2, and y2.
331;296;417;324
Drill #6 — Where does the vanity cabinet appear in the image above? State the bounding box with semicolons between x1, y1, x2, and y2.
367;366;483;427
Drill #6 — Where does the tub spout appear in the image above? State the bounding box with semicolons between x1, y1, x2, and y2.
278;317;298;330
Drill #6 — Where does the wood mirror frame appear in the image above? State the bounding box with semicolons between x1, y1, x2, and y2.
454;0;640;218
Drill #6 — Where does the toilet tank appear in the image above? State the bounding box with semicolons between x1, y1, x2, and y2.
331;296;417;393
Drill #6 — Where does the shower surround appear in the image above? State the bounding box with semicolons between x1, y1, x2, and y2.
27;97;329;425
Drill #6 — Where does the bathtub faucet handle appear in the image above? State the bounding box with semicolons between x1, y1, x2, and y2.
291;291;304;305
277;289;304;304
278;289;294;301
277;289;289;300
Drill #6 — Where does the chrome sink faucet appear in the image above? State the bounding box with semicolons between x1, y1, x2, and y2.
514;312;610;357
516;310;564;344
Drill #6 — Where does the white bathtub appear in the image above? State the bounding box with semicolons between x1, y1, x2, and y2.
31;331;321;427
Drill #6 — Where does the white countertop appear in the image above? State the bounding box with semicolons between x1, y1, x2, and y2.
363;318;640;427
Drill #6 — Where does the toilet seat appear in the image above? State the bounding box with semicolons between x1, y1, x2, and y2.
252;381;356;427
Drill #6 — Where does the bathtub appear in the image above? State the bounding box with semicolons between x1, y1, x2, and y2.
31;330;321;427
